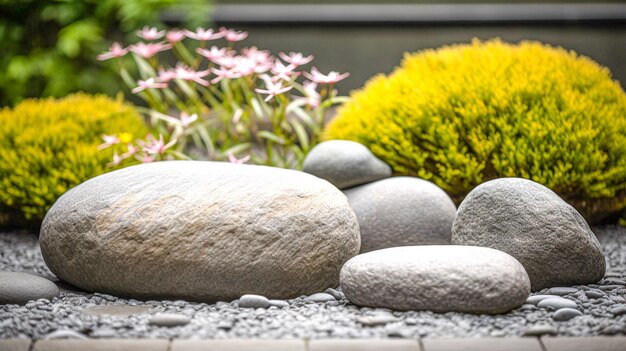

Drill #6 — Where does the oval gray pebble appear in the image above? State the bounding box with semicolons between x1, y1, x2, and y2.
522;324;557;336
324;288;345;300
520;304;537;311
238;294;270;309
148;313;191;327
585;290;605;299
553;308;583;321
546;287;578;296
537;297;577;310
305;293;336;303
526;295;560;306
610;305;626;315
0;272;60;305
357;312;400;326
268;300;289;308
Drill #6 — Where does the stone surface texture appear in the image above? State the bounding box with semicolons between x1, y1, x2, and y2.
39;161;360;301
345;177;457;252
451;178;606;291
340;245;531;314
0;271;59;305
302;140;391;189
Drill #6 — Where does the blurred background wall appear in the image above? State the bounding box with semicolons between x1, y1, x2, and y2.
212;0;626;94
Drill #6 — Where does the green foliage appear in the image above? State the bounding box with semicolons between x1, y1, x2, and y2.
0;94;148;228
325;39;626;223
0;0;212;107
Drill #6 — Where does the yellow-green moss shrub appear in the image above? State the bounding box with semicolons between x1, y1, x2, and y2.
325;39;626;223
0;93;148;228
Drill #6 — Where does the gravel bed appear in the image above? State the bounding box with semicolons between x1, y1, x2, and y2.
1;226;625;339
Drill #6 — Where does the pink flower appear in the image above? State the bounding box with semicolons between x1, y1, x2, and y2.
243;47;272;64
185;28;224;41
131;78;168;94
97;42;129;61
196;46;230;62
220;27;248;42
98;134;120;150
229;56;271;76
141;134;176;155
228;152;251;164
211;67;241;84
294;81;321;108
304;67;350;84
279;52;313;66
129;42;172;59
157;68;177;83
136;152;155;163
233;57;256;76
179;112;198;128
174;64;211;86
255;76;293;102
137;26;165;41
271;61;299;81
107;152;123;167
165;29;186;43
122;144;138;159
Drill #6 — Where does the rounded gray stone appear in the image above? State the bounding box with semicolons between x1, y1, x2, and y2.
610;305;626;315
526;295;560;306
239;294;270;309
148;313;191;327
537;297;578;310
268;299;289;308
344;177;457;252
40;161;360;302
305;292;336;303
302;140;392;189
585;290;605;299
451;178;606;291
357;312;400;326
340;245;531;314
546;287;579;296
324;287;345;300
0;271;59;305
553;308;583;321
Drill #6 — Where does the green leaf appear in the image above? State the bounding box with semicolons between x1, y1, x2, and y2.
220;143;252;159
57;19;103;58
289;119;310;151
196;124;215;158
132;54;156;80
258;131;285;145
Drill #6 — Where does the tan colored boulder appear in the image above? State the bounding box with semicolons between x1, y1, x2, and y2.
40;161;360;301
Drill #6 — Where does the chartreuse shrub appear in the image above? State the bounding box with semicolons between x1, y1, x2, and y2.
325;39;626;223
0;93;148;228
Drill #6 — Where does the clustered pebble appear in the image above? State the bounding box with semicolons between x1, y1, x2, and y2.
1;226;625;339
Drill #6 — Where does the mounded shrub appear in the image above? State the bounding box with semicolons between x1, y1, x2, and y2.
0;93;148;228
325;39;626;223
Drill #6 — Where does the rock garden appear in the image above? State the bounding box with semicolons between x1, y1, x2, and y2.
1;23;626;347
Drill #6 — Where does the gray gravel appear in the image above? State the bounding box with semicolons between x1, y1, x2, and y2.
1;226;625;339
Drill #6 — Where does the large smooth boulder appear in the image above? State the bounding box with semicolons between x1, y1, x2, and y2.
0;271;60;305
340;246;530;314
40;161;360;302
302;140;391;189
451;178;605;291
344;177;456;252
